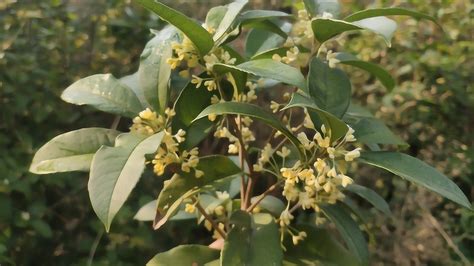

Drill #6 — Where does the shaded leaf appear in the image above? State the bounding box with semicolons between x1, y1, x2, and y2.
346;184;391;215
30;128;119;174
335;52;395;91
284;225;358;266
359;151;472;209
284;93;348;142
134;200;157;221
322;204;369;265
155;155;241;229
222;212;283;265
194;102;305;159
308;57;351;118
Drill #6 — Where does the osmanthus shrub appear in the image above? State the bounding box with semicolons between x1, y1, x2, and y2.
30;0;472;265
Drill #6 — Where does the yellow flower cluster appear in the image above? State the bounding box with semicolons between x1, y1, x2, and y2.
279;124;360;213
131;108;202;178
214;117;255;155
152;132;202;178
130;108;172;136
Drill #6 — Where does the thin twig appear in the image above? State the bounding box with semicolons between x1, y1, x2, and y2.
195;199;226;239
87;228;104;266
425;211;470;265
246;181;283;212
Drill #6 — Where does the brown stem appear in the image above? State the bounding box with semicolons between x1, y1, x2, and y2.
237;115;247;210
194;199;226;239
246;181;282;212
229;117;255;209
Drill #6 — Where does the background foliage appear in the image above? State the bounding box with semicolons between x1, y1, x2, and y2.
0;0;472;265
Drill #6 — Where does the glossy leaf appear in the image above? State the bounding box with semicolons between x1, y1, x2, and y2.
61;74;143;118
239;10;292;22
120;72;149;108
311;17;397;45
303;0;340;17
360;151;472;209
172;74;218;148
245;28;286;57
345;7;440;27
139;26;178;112
194;102;305;158
135;0;214;56
155;155;240;228
216;59;307;91
335;52;395;91
147;245;219;266
89;132;164;231
222;213;283;265
322;204;369;265
212;0;248;42
308;57;351;118
284;93;348;142
30;128;119;174
284;225;358;266
346;184;391;215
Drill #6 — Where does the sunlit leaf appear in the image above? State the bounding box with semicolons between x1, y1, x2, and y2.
30;128;119;174
89;132;164;231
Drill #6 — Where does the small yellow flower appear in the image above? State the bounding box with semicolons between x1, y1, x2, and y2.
184;203;196;213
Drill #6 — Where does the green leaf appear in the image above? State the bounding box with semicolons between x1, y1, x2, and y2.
89;132;164;231
303;0;340;17
284;93;348;142
205;6;228;31
222;213;283;266
212;0;248;42
346;184;391;215
147;245;219;266
311;17;397;46
344;7;440;27
30;128;120;174
251;47;289;60
155;155;241;228
135;0;214;56
335;52;395;91
120;72;149;108
216;59;307;92
134;200;157;221
350;117;407;146
245;28;286;57
308;57;351;118
239;10;292;22
250;195;285;216
139;26;178;112
193;102;305;159
61;74;143;118
172;74;218;148
321;204;369;265
359;151;472;209
243;19;288;38
284;225;358;266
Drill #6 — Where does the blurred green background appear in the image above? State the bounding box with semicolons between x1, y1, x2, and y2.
0;0;472;265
